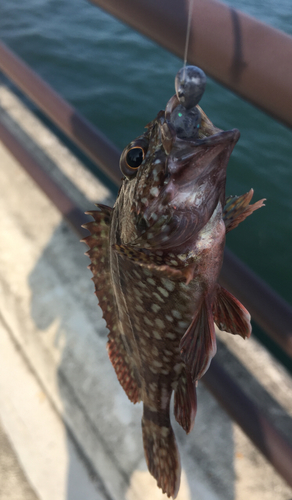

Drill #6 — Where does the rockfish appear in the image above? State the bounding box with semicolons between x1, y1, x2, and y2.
83;66;264;498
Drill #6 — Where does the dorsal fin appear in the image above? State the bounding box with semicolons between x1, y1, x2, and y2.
81;205;114;327
82;205;141;403
223;189;265;233
107;329;141;403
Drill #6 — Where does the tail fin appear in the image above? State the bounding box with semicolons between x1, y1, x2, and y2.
142;407;181;498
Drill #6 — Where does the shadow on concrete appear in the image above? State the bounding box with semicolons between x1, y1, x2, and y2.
28;220;237;500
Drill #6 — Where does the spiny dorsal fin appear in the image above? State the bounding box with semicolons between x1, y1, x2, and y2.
223;189;265;233
82;205;118;340
82;205;141;403
81;205;113;298
212;284;251;339
179;299;217;382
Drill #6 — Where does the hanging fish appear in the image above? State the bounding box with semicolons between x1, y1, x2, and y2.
82;66;265;498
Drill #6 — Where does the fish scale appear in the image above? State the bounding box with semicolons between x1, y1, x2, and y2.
83;66;265;498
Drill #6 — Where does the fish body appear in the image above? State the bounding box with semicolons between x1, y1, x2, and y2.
83;71;265;498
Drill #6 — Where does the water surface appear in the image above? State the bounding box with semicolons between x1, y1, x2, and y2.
0;0;291;308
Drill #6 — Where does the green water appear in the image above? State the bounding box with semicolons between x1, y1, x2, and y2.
0;0;291;311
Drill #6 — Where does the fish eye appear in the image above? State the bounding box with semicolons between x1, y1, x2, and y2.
126;147;144;169
120;139;148;179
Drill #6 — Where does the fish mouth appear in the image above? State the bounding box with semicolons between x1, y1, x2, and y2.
162;94;240;168
192;128;240;147
165;127;240;184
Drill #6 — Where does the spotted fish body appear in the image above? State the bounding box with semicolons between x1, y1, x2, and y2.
83;85;265;498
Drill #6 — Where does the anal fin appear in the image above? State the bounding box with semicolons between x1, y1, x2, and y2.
174;369;197;434
212;284;251;339
224;189;265;233
179;299;217;381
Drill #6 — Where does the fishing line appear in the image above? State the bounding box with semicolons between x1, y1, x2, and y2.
183;0;195;80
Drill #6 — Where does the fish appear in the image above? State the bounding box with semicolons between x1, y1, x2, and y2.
82;66;265;498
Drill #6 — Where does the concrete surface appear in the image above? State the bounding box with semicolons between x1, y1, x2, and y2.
0;418;38;500
0;82;292;500
0;315;108;500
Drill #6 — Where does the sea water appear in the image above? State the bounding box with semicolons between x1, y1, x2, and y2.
0;0;291;315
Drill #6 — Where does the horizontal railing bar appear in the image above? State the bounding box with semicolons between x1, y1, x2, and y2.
89;0;292;129
220;251;292;358
0;120;91;239
0;41;121;186
1;118;292;488
203;359;292;488
0;38;291;359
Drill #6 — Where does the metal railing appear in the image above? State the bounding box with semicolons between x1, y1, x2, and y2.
0;43;121;186
90;0;292;129
1;0;292;487
1;40;291;359
1;117;292;487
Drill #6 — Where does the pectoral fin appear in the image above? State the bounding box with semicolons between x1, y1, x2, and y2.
113;244;194;282
179;299;217;381
223;189;265;233
212;284;251;339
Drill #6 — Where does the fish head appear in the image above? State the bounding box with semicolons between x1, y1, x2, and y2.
118;94;240;250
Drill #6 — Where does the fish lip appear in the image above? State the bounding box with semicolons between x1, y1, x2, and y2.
207;128;240;143
168;128;240;167
178;128;240;148
165;128;240;184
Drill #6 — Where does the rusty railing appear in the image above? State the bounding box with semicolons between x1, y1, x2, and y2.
1;0;292;487
1;117;292;487
1;40;291;359
90;0;292;129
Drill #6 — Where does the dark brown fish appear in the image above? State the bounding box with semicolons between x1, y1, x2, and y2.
82;69;265;498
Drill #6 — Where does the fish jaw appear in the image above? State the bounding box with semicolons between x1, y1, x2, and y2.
163;128;240;215
117;95;239;250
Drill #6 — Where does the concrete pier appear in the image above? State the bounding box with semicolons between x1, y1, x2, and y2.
0;81;292;500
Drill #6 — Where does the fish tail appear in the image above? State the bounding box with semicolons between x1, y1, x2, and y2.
142;405;181;498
